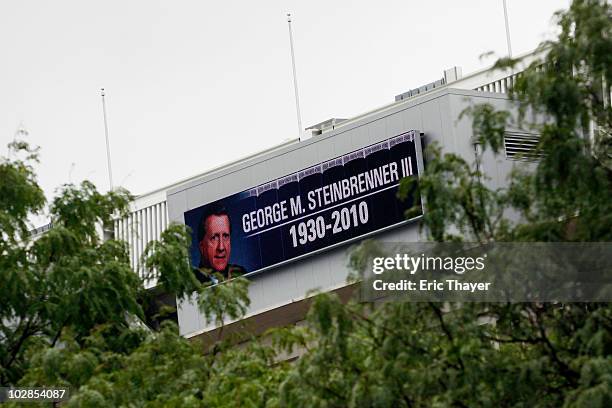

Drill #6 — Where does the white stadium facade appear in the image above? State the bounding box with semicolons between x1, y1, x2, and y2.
84;50;544;341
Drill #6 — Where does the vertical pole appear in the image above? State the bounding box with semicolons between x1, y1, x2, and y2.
287;13;303;138
502;0;513;58
101;88;114;190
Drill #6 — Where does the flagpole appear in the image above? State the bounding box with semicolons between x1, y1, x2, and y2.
101;88;114;190
287;13;303;138
502;0;513;57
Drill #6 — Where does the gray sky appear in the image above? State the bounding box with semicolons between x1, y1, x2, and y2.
1;0;570;211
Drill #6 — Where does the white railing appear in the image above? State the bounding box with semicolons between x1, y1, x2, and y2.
474;73;518;94
114;199;168;289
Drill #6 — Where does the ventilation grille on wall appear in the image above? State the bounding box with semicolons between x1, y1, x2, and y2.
504;132;541;161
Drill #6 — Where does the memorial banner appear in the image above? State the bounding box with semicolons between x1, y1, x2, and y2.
184;130;423;277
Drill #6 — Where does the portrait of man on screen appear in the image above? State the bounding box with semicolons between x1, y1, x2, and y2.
195;204;246;283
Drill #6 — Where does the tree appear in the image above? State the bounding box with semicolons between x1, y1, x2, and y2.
0;141;160;383
0;139;258;405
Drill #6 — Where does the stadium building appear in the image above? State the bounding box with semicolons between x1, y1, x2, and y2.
110;50;542;341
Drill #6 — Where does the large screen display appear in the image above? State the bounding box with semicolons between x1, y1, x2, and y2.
184;130;423;279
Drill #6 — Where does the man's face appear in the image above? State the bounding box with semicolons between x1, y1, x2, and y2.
199;214;231;272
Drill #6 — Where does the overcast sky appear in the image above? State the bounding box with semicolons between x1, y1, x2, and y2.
1;0;570;215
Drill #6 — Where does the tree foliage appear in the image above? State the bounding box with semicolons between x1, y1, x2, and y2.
0;139;254;401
